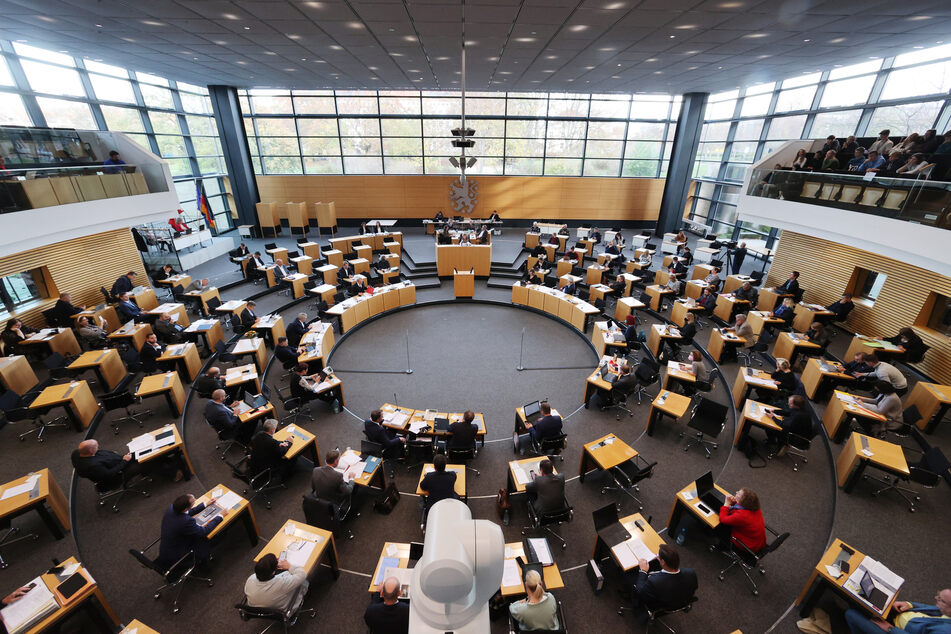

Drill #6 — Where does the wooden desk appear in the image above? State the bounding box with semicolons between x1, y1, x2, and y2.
836;432;909;493
663;361;697;391
586;265;608;285
255;519;338;580
626;260;651;273
194;484;259;546
317;264;339;287
238;402;274;429
107;323;153;351
298;321;335;372
273;424;320;465
591;325;626;357
723;275;753;294
416;464;467;501
454;268;474;298
644;285;673;311
215;300;247;323
351;258;370;275
793;303;835;333
671;300;704;327
0;355;39;395
0;468;70;539
129;287;158;312
801;357;853;401
588;284;612;305
796;539;901;620
158;342;202;382
823;391;888;443
666;480;730;534
614;296;645;322
21;328;81;358
283;273;309;299
507;457;559;494
525;232;540;249
29;381;99;431
691;263;715;281
904;382;951;433
131;424;195;479
266;247;289;265
593;512;665;573
583;356;621;408
734;400;782;447
324;249;343;268
68;349;125;391
646;389;691;436
184;287;221;316
757;288;791;312
714;294;750;323
291;255;314;276
252;315;286;347
225;364;262;395
747;310;783;335
325;283;416;333
185;319;224;353
578;433;637;482
136;372;186;417
368;542;410;593
120;620;160;634
843;335;906;363
74;305;120;333
772;331;820;365
299;241;322;260
732;368;778;408
501;541;564;597
647;323;681;358
654;270;672;287
147;303;190;328
26;556;119;633
155;274;191;291
436;245;492;276
257;265;278;288
340;449;384;490
708;328;745;363
232;337;268;373
683;279;709;300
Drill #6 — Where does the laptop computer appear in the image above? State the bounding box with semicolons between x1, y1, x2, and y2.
434;417;450;432
593;503;632;547
408;541;425;566
245;391;268;409
695;471;725;511
860;572;889;611
522;400;541;422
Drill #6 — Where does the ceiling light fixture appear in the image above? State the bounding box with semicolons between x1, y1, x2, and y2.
244;26;251;30
604;2;626;9
330;44;342;50
515;37;535;42
141;20;164;26
569;25;588;32
907;15;931;20
223;13;239;19
348;21;363;28
669;35;676;39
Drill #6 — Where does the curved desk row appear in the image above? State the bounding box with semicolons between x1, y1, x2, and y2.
297;320;336;370
511;282;600;333
325;282;416;333
379;402;486;443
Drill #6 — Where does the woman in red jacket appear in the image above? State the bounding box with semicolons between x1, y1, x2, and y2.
719;488;766;553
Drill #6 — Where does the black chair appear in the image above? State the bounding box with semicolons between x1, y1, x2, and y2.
235;589;316;633
100;374;152;434
604;380;636;419
275;384;314;424
862;444;943;512
521;496;572;549
617;596;697;632
205;417;247;460
532;432;567;462
120;346;144;373
100;286;113;304
171;284;187;305
509;599;568;633
7;404;67;442
42;307;63;328
129;540;213;614
447;444;480;476
302;493;354;540
767;432;811;472
214;339;237;367
204;295;222;318
405;436;435;471
44;352;74;382
231;457;285;510
0;520;38;570
230;313;248;336
680;398;727;458
600;455;657;510
72;449;151;512
631;358;660;404
690;368;722;404
736;339;766;367
749;271;764;287
717;524;789;595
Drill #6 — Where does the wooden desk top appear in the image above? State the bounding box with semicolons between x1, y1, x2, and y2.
741;400;782;431
136;372;182;397
675;480;731;529
158;342;196;361
29;380;94;409
107;323;151;338
737;368;779;390
120;619;159;634
508;457;559;494
195;484;251;540
216;300;247;313
30;556;104;634
845;433;909;475
919;382;951;403
831;391;887;421
341;450;381;487
851;334;905;353
650;390;691;418
225;364;259;387
651;324;682;339
501;541;564;597
779;331;821;348
254;519;333;575
416;465;466;497
583;433;637;471
369;542;410;593
666;361;697;383
131;424;185;465
609;512;666;571
806;538;901;618
232;337;265;354
253;315;284;329
0;469;52;517
67;349;119;369
273;424;316;460
714;328;747;345
146;302;185;315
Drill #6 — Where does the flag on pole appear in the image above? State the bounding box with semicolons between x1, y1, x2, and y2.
196;179;216;231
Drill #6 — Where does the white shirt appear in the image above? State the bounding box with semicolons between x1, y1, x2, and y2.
866;362;907;390
244;566;308;612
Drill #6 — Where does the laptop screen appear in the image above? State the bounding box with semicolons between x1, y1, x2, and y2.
523;401;541;418
861;572;875;598
695;471;714;496
592;503;619;531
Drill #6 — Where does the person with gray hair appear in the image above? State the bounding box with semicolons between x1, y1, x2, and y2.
249;418;292;481
364;575;409;633
244;552;309;613
286;313;308;347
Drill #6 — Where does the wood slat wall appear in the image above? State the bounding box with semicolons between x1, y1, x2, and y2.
255;175;665;221
0;229;146;329
766;231;951;384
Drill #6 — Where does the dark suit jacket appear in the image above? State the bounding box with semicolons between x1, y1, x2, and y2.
773;406;813;439
275;344;299;366
194;374;225;397
773;304;794;324
117;300;142;321
111;275;134;298
525;473;565;515
419;470;457;508
563;283;576;295
776;279;800;296
204;400;239;437
286;320;307;347
530;415;563;443
633;568;698;616
364;595;410;633
240;309;258;328
139;342;165;371
826;300;853;321
158;268;178;279
249;431;289;475
681;321;697;343
157;503;222;568
448;421;479;449
672;262;687;276
735;286;758;303
311;465;352;506
613;373;638;395
75;450;130;487
51;299;82;325
153;319;182;343
364;420;403;452
274;265;289;279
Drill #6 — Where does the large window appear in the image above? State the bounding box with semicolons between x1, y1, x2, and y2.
242;90;679;177
0;40;232;231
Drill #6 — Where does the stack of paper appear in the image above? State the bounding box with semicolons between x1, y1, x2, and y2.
512;464;531;486
284;540;317;568
335;451;361;474
527;538;553;566
501;558;522;587
218;491;242;509
1;577;58;634
408;419;429;434
0;474;41;501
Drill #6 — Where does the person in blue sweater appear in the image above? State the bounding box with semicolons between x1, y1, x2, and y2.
845;588;951;633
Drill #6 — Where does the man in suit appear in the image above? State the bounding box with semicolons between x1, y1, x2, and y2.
240;301;259;329
74;439;139;487
194;367;226;397
286;313;308;348
249;419;292;482
622;544;698;624
250;252;267;280
524;458;565;516
311;449;354;520
50;293;84;326
772;271;800;297
365;576;410;634
731;242;747;274
698;287;717;316
153;312;183;343
204;389;245;442
116;292;145;323
157;493;228;569
734;281;758;304
275;337;302;367
448;410;479;451
765;395;813;450
184;278;210;294
419;453;457;510
826;292;854;322
669;257;687;278
158;264;178;280
364;409;406;458
599;363;636;405
76;316;107;349
273;259;290;280
338;260;354;280
523;402;563;445
111;271;137;299
139;333;165;373
844;588;951;634
562;280;577;296
236;243;251;257
733;313;756;352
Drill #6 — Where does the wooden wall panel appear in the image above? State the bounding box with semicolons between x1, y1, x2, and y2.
0;229;146;330
766;231;951;384
255;175;664;222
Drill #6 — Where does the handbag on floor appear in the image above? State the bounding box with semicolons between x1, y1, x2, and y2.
373;481;400;514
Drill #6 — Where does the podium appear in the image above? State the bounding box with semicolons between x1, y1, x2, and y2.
454;269;474;298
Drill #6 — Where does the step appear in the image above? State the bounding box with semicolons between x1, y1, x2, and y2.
405;270;438;281
411;277;442;290
489;270;522;280
487;276;518;289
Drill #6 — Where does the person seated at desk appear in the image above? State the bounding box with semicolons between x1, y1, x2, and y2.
2;318;37;356
111;271;138;299
275;337;302;367
771;271;800;298
154;312;183;343
717;488;766;553
348;275;368;297
826;292;854;322
530;243;546;258
854;354;907;395
169;215;189;237
236;243;251;257
532;253;549;272
476;224;490;243
273;259;290;280
590;227;602;244
525;458;565;516
204;389;246;442
608;274;627;296
844;587;951;634
286;314;308;348
843;352;873;375
604;241;622;259
847;147;868;172
76;316;107;349
158;493;228;570
371;254;390;274
734;281;758;304
703;267;721;290
672;350;707;395
103;149;126;174
885;327;927;364
419;453;458;511
674;230;687;245
364;409;406;457
764;395;813;452
766;358;797;398
338;260;354;280
311;449;354;520
854;380;903;437
116;292;146;323
244;553;308;614
697;287;717;316
51;292;84;325
139;333;166;373
436;228;452;244
291;365;337;407
529;222;540;233
621;544;697;626
668;257;687;279
769;298;796;329
240;301;259;329
250;251;267;271
458;232;472;245
448;410;479;451
680;246;694;265
526;270;543;286
562;280;577;296
249;419;292;482
562;248;580;263
547;233;560;246
364;576;410;634
194;366;226;398
158;264;178;280
731;313;756;355
184;278;210;294
804;322;832;351
489;210;501;222
74;439;141;487
509;569;560;631
521;402;562;448
857;150;886;173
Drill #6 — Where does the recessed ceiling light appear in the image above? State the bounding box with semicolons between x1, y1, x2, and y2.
403;35;416;42
543;69;555;73
937;41;944;44
300;58;307;61
567;78;574;82
214;40;227;45
718;1;743;7
121;37;136;42
669;35;676;39
287;34;301;40
617;63;622;66
653;71;663;74
391;52;403;56
569;25;588;32
688;66;698;70
604;2;626;9
757;54;771;58
646;58;658;62
371;77;379;80
95;23;102;28
585;66;595;70
829;37;846;43
236;61;247;65
913;46;924;49
611;75;620;79
803;39;810;42
598;47;615;52
141;20;164;26
500;71;511;75
369;66;378;70
546;55;558;59
348;21;363;29
515;37;535;43
488;56;499;61
675;24;697;30
244;26;251;30
330;44;342;50
717;66;723;69
436;56;449;61
314;60;326;63
264;51;276;55
37;16;56;22
223;13;239;19
465;40;477;46
907;15;932;20
409;69;420;72
531;80;541;83
744;33;768;39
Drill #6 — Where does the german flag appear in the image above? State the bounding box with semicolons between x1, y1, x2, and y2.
196;179;216;231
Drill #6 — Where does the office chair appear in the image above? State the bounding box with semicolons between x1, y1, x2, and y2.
302;493;355;540
447;444;480;476
617;596;697;633
214;339;237;368
204;296;222;320
72;449;151;512
0;520;38;570
749;271;764;287
521;496;572;549
862;445;942;512
264;241;278;254
530;433;567;462
229;313;248;336
236;587;316;633
404;435;435;471
690;368;722;404
7;404;68;442
631;358;660;404
204;417;247;460
883;404;921;444
604;384;635;420
736;340;766;367
231;458;285;510
129;540;213;614
509;599;568;634
680;398;727;458
716;525;789;595
171;284;187;305
41;307;63;329
601;455;657;510
767;432;811;472
315;300;330;321
275;384;314;424
100;374;152;434
43;352;75;382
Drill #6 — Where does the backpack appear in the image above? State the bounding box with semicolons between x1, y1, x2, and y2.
496;488;511;520
373;482;401;514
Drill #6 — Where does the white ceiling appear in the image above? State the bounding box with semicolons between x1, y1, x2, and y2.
2;0;950;94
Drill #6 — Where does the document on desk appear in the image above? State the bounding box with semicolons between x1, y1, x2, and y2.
527;538;553;566
0;576;58;634
512;464;532;486
1;474;41;500
408;419;429;434
285;540;317;568
502;557;522;587
218;491;242;510
375;557;399;586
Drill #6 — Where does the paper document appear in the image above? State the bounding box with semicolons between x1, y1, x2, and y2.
527;538;553;566
375;558;399;586
408;420;429;434
218;491;242;509
611;542;638;570
313;381;331;392
512;465;530;486
285;540;317;568
0;576;57;634
1;474;41;500
343;462;366;481
336;451;361;472
825;565;844;579
502;558;522;587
